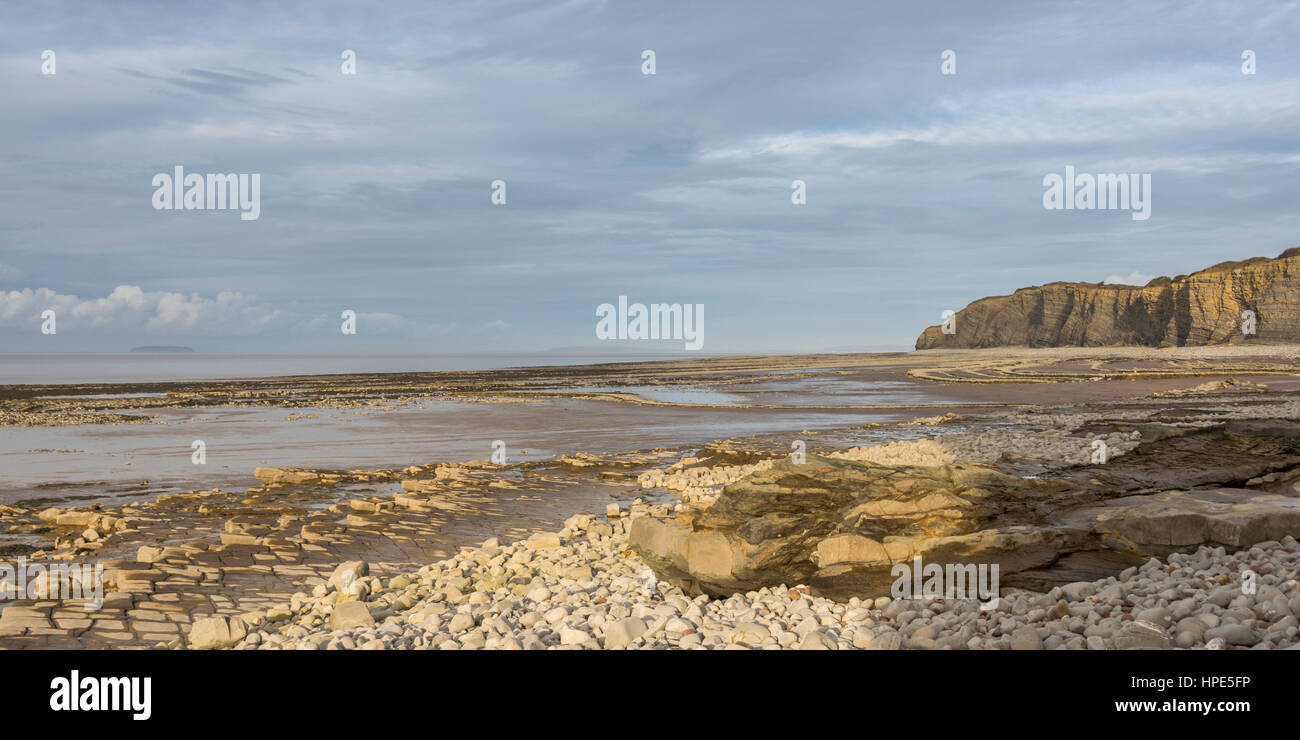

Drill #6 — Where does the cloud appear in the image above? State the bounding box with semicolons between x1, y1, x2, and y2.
0;285;281;335
3;1;1300;353
1104;272;1156;286
166;67;292;97
697;81;1300;163
0;285;473;342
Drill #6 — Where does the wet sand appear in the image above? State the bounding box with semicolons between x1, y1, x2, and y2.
6;346;1300;508
3;346;1300;649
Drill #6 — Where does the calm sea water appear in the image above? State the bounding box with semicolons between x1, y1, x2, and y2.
0;399;918;507
0;353;703;385
0;352;965;509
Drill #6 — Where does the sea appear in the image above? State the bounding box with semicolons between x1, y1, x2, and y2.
0;352;703;385
0;352;946;509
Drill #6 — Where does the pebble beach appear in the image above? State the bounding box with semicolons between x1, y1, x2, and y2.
4;348;1300;652
211;518;1300;652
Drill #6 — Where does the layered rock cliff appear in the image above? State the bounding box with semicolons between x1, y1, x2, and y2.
916;247;1300;349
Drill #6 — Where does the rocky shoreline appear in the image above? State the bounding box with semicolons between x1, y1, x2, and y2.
7;345;1299;427
4;353;1300;651
225;396;1300;649
189;419;1300;651
201;512;1300;651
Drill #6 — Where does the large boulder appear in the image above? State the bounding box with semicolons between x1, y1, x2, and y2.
188;615;249;650
330;601;375;631
631;421;1300;600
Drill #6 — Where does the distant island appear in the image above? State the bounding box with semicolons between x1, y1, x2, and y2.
130;346;196;353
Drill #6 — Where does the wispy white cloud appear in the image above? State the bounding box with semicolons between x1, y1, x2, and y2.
698;82;1300;163
0;286;282;334
1104;271;1156;286
2;0;1299;353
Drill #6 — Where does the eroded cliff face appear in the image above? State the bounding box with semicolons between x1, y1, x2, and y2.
916;247;1300;349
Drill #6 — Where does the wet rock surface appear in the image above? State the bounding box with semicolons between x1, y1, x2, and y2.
0;453;669;648
5;356;1300;650
632;420;1300;600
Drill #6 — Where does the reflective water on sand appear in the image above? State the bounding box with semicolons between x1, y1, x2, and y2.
0;397;910;507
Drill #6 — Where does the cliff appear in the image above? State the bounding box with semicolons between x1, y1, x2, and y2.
916;247;1300;349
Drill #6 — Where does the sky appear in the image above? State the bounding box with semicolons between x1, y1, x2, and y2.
2;0;1300;354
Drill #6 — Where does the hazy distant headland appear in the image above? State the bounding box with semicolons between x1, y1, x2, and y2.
129;346;195;353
